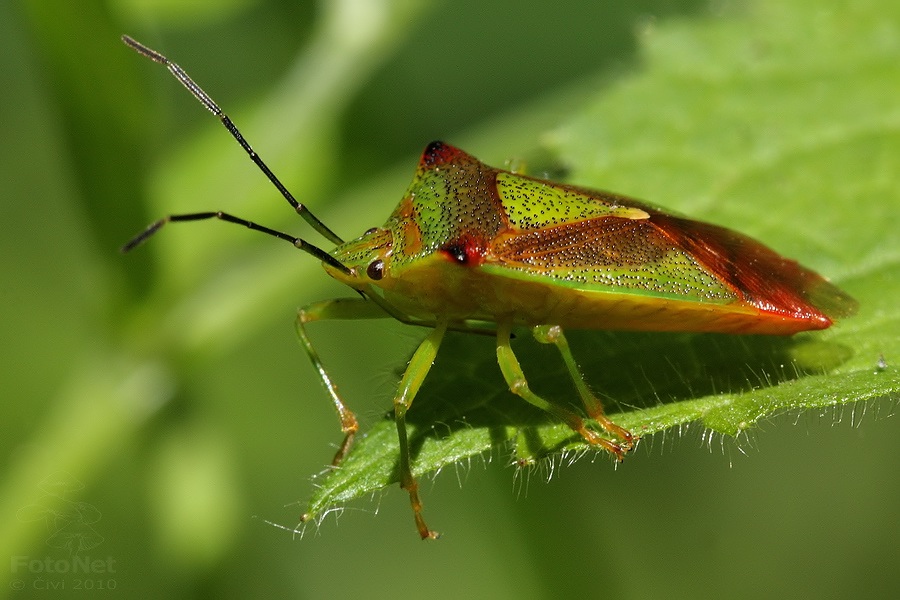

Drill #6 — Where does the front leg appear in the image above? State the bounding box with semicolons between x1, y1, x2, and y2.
296;297;392;465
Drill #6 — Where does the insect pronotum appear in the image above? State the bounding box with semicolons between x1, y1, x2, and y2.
122;35;857;539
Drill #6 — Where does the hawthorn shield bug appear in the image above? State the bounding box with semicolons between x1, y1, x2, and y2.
121;36;856;539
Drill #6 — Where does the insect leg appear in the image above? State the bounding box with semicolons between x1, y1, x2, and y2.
296;298;393;465
532;325;634;451
391;318;449;540
496;321;627;460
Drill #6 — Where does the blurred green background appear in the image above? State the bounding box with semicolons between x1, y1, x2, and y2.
3;0;898;598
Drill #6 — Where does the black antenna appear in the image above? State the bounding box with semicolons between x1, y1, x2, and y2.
121;35;351;275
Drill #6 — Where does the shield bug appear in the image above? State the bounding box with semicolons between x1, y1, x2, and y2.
121;35;857;539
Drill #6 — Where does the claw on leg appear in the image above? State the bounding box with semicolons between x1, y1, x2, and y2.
402;477;440;540
575;424;628;460
586;411;635;453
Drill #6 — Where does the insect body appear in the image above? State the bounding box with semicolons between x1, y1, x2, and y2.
122;36;857;539
329;140;854;336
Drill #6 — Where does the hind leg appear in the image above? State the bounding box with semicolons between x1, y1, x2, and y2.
496;321;630;459
532;325;634;452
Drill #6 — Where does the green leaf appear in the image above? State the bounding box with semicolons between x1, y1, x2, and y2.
305;0;900;519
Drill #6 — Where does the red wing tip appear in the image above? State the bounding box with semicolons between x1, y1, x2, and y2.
806;313;834;330
751;283;857;333
805;280;859;323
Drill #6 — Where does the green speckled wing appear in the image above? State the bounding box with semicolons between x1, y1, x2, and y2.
496;172;649;230
485;214;736;302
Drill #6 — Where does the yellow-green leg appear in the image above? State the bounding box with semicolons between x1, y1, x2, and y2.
532;325;634;452
296;297;392;465
298;299;447;538
497;321;629;459
391;317;448;540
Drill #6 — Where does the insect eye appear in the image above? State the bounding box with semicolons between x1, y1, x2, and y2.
366;259;384;281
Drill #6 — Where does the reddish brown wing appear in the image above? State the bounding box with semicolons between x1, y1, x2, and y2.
652;212;857;323
489;208;856;327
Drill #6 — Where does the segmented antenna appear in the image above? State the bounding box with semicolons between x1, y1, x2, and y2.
121;35;351;275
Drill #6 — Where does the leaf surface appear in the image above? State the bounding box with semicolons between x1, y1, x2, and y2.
305;0;900;518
